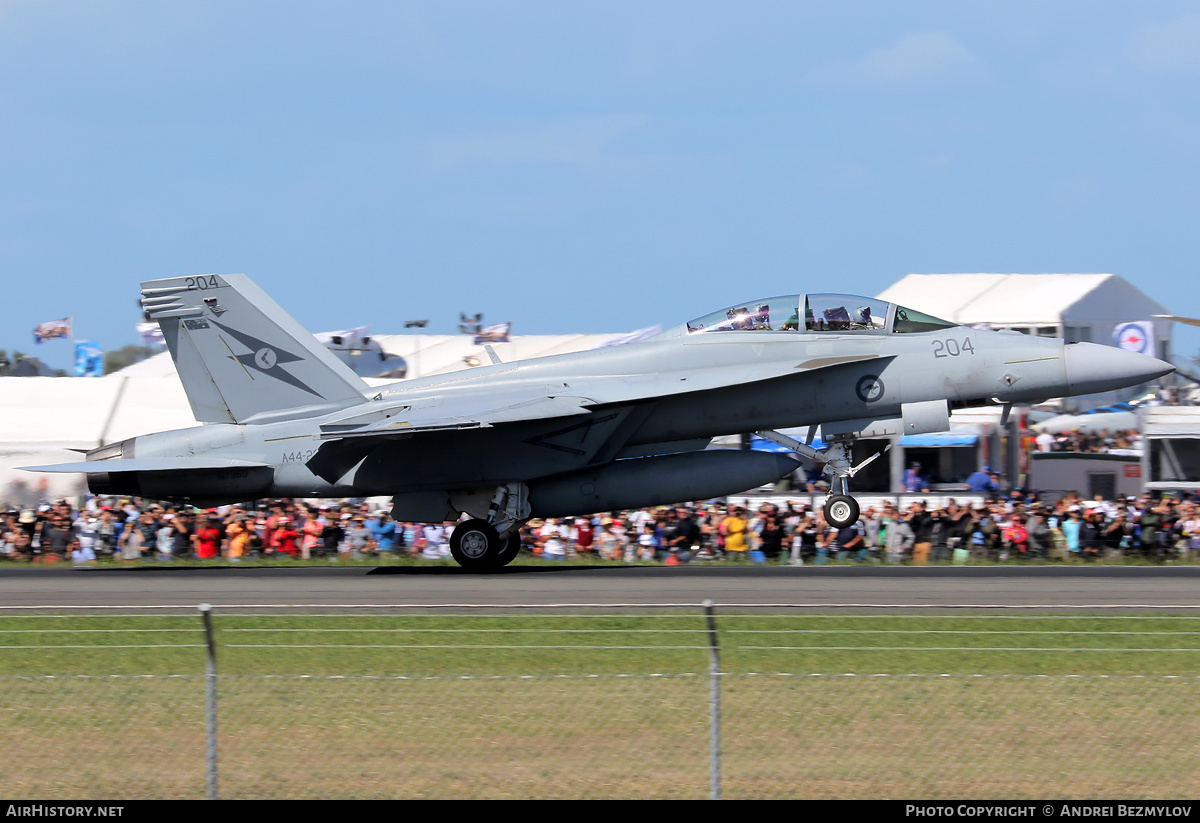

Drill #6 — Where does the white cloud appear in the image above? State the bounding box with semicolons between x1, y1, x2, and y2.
1129;13;1200;72
804;32;984;91
415;114;651;174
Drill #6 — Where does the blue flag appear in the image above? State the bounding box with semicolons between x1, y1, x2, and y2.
74;341;104;377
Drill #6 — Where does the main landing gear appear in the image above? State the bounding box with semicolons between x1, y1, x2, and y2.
448;483;529;570
450;519;520;569
754;430;888;530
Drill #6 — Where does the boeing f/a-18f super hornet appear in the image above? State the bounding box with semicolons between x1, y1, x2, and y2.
25;275;1173;568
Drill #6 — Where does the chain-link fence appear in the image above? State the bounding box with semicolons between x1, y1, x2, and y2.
5;605;1200;799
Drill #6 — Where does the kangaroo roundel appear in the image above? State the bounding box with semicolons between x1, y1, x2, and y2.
255;347;278;370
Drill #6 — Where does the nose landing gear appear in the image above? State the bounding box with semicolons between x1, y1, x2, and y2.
754;429;888;529
822;494;860;530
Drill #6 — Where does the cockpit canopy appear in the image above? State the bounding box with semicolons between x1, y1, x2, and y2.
685;293;956;335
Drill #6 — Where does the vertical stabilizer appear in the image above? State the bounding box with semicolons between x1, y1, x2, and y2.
141;274;372;424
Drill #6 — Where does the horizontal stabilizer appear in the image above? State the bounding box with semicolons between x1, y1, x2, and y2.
20;457;270;474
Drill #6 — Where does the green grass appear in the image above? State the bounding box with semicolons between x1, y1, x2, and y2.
5;612;1200;676
7;611;1200;799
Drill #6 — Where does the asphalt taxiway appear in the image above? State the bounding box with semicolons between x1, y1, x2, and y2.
3;564;1200;610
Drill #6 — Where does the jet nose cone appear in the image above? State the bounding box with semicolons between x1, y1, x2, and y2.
1064;342;1174;396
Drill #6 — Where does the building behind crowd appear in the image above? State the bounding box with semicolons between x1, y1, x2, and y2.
1143;405;1200;493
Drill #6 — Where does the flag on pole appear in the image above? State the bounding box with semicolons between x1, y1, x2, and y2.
137;321;165;346
474;322;510;344
33;317;72;344
74;341;104;377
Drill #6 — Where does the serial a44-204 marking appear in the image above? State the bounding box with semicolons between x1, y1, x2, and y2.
281;449;317;464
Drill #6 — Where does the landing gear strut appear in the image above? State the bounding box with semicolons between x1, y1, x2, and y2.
755;430;888;529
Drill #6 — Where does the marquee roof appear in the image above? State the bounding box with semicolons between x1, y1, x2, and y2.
877;274;1168;327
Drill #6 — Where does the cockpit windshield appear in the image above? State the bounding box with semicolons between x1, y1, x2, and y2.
685;297;801;333
686;293;956;335
803;294;888;332
892;306;957;334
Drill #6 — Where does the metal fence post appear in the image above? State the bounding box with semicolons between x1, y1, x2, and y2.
198;603;218;800
703;599;721;800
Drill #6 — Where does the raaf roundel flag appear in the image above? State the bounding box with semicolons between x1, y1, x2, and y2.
1112;321;1155;356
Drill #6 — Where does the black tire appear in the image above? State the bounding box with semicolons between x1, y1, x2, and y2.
496;533;521;567
450;519;503;570
823;494;860;529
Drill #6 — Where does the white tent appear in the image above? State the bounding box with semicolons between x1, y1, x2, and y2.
878;273;1170;357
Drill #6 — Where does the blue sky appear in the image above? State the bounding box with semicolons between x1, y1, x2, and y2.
4;1;1200;371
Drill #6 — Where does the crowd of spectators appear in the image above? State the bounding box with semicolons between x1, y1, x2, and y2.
1034;428;1140;454
3;488;1200;565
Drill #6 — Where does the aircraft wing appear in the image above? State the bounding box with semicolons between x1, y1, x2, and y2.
320;352;890;440
20;457;271;473
318;394;593;439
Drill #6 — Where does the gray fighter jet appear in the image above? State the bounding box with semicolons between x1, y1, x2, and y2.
25;275;1174;568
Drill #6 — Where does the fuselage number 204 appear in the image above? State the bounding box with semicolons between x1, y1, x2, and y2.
932;337;974;358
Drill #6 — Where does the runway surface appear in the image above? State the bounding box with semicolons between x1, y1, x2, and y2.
4;565;1200;610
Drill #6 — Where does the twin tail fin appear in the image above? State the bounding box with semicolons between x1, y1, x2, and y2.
141;274;372;424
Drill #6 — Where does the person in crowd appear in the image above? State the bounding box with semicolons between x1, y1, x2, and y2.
39;510;75;562
832;514;867;563
908;501;934;566
1002;514;1030;558
70;536;95;565
967;466;998;493
421;521;448;559
171;511;194;559
570;516;595;558
756;509;786;563
720;506;749;561
1027;511;1053;559
634;521;659;562
300;508;322;560
94;509;119;557
879;503;912;563
369;510;396;554
120;510;158;562
224;510;252;562
320;511;346;559
594;518;620;560
193;512;223;560
270;515;300;558
664;507;699;564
